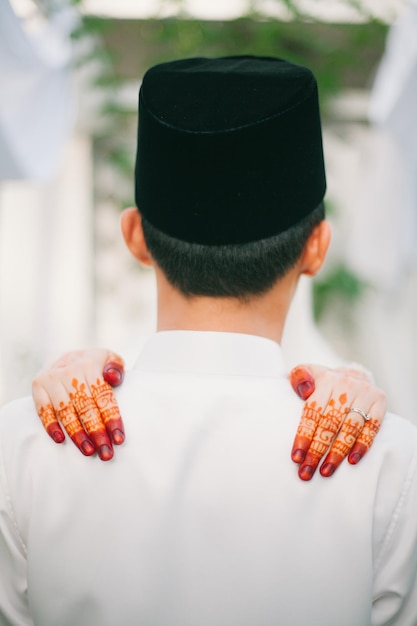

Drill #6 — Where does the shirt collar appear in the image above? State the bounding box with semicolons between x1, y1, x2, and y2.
133;331;287;378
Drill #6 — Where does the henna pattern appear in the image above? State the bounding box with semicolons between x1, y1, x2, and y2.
295;395;352;480
296;396;349;459
339;392;348;405
91;378;121;426
69;378;103;434
296;401;323;440
38;403;57;430
309;417;341;459
356;417;380;448
348;418;381;465
308;397;349;456
331;417;363;458
36;378;122;458
295;388;382;478
56;402;83;439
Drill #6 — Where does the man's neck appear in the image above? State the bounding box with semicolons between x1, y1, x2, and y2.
155;269;299;344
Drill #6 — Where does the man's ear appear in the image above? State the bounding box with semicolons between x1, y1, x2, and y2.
299;220;331;277
120;208;153;267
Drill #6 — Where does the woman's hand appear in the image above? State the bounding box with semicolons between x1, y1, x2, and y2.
32;349;125;461
289;364;386;480
33;350;386;475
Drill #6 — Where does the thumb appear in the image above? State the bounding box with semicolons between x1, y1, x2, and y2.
103;353;125;387
289;364;316;400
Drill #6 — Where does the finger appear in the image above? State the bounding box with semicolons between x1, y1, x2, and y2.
79;353;125;446
289;365;316;400
348;419;381;464
68;378;115;461
62;353;125;453
297;388;350;481
319;411;364;477
39;405;65;443
33;375;96;456
33;384;66;444
90;377;125;446
348;391;386;465
103;362;124;387
55;398;96;456
320;386;386;474
291;375;335;465
103;354;125;387
298;378;349;480
291;399;324;464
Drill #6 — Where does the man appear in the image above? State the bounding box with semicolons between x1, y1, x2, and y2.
1;56;417;625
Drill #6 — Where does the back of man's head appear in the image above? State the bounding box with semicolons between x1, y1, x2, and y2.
141;204;324;299
134;56;327;298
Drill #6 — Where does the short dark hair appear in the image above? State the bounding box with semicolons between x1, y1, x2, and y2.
141;203;325;300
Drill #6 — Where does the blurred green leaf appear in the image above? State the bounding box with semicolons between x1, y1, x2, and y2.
313;264;368;321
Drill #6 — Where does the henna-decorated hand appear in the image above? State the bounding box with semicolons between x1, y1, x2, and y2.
33;350;385;477
290;364;386;481
32;349;125;461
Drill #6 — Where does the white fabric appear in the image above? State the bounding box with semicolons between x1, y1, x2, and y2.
340;1;417;423
350;0;417;285
0;0;76;181
369;0;417;134
1;330;417;625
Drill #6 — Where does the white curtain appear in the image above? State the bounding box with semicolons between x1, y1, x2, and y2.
0;0;76;181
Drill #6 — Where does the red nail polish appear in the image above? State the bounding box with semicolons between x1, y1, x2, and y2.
297;381;314;400
112;429;125;445
292;448;306;463
103;363;124;386
299;465;314;481
320;462;335;477
52;430;65;444
349;453;362;465
99;445;113;461
81;440;95;456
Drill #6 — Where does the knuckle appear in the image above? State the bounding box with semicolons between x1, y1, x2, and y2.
31;377;43;393
376;389;387;404
318;370;338;385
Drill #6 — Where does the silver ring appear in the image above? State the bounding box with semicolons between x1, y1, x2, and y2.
348;407;371;422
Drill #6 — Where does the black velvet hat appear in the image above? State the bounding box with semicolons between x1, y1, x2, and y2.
135;56;326;245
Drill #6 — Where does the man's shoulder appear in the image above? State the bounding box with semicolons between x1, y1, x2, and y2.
0;396;38;430
378;411;417;452
0;396;46;457
368;412;417;518
362;411;417;482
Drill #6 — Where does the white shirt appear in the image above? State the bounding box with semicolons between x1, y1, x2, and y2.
1;331;417;626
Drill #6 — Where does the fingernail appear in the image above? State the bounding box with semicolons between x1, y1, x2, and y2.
81;440;95;456
98;445;113;461
349;453;362;465
320;462;335;477
52;430;65;444
296;381;314;400
292;449;306;463
103;363;124;386
299;465;314;481
112;429;125;445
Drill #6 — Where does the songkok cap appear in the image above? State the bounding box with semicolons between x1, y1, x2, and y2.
135;55;326;245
